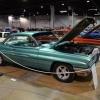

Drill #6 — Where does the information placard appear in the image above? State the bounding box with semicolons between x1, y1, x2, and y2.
91;64;98;89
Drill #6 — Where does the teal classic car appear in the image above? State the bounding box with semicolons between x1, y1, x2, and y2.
0;17;99;82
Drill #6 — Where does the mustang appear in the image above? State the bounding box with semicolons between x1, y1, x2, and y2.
0;17;99;82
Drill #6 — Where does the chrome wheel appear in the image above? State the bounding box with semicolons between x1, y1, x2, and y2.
56;65;70;80
53;63;75;82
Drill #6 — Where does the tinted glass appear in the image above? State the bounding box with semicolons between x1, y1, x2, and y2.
0;33;2;37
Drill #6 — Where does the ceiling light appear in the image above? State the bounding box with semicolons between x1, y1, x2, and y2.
74;14;78;15
88;9;97;11
41;6;43;8
20;15;24;17
60;11;67;13
87;0;90;2
62;4;64;5
37;12;39;14
47;13;48;15
23;9;26;12
94;13;100;15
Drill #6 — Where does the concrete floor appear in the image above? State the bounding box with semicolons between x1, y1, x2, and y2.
0;62;100;100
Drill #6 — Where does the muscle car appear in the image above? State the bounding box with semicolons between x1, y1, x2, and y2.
0;17;99;82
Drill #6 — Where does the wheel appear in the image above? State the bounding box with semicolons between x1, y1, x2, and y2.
53;63;75;83
0;54;6;66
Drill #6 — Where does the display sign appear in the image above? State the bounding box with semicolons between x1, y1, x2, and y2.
91;64;98;89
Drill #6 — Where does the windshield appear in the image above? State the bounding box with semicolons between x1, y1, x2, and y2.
32;32;58;45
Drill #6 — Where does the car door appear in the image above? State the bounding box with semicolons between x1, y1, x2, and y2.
2;35;22;64
19;46;39;68
10;35;39;68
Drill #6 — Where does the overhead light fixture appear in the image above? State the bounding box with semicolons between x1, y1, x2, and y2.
74;12;78;15
60;11;67;13
37;12;39;14
47;13;48;15
41;6;43;8
20;15;24;17
23;9;26;12
87;0;90;2
88;9;97;11
74;14;78;15
62;4;64;5
94;13;100;15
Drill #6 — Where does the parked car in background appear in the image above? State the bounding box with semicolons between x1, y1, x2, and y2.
0;17;99;83
0;32;11;42
80;24;100;39
73;24;100;45
52;28;69;39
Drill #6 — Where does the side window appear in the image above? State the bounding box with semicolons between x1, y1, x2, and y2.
5;35;36;47
4;33;11;38
0;33;2;37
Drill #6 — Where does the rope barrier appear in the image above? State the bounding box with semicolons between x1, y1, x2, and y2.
0;51;98;75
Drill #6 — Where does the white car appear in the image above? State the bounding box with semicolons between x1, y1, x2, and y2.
0;32;11;42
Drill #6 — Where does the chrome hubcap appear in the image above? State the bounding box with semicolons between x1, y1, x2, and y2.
56;65;70;80
0;56;2;64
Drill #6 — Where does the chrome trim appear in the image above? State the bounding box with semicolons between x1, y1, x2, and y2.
90;48;99;57
74;67;91;77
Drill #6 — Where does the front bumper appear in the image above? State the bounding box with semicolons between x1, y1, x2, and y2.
75;48;99;77
73;67;91;77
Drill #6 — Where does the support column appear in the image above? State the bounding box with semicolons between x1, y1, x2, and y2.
29;13;31;29
50;5;55;29
72;9;74;28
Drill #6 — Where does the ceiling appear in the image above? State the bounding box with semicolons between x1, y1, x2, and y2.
0;0;100;16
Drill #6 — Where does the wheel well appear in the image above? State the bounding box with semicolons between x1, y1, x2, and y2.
50;61;73;72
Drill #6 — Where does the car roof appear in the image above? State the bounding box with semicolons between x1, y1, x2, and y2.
10;31;51;36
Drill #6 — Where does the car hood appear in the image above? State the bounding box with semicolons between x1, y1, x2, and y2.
84;24;100;36
54;17;95;46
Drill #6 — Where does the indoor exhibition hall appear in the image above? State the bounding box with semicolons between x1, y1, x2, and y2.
0;0;100;100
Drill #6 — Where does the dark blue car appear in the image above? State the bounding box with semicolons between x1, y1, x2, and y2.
80;25;100;39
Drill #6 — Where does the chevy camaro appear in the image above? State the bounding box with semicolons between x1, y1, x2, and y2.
0;17;99;82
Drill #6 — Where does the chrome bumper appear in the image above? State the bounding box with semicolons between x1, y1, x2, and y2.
74;68;91;77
